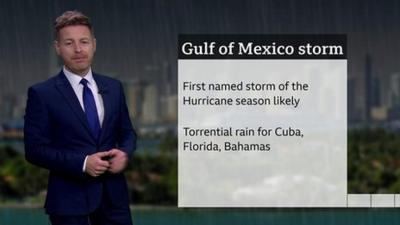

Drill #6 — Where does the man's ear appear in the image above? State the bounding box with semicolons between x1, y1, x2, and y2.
54;40;60;55
93;38;96;53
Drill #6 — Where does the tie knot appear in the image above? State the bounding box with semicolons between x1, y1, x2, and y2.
80;79;89;87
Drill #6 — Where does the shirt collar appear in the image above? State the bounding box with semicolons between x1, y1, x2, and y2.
63;66;95;87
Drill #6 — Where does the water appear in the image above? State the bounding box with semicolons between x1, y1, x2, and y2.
1;207;399;225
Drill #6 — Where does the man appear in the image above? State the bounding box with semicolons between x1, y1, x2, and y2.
24;10;135;225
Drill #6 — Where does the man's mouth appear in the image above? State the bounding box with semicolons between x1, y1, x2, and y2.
72;57;87;62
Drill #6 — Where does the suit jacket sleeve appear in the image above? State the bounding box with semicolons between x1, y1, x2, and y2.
116;81;136;158
24;87;86;177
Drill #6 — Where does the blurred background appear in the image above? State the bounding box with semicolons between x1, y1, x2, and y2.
1;0;400;224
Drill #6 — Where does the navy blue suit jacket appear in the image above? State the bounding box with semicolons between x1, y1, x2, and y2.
24;71;136;215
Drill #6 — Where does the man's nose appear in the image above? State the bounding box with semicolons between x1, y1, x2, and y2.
74;43;82;52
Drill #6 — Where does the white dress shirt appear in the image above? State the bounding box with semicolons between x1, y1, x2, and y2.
63;66;105;172
63;67;105;125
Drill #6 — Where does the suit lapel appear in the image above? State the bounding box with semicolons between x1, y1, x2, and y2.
93;73;110;144
55;71;96;144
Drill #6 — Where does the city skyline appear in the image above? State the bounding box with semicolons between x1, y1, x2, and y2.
1;0;400;124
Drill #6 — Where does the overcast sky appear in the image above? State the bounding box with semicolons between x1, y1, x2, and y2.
0;0;399;104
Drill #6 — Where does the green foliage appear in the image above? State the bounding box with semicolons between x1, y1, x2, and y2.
0;145;18;164
2;156;48;196
348;128;400;193
126;152;177;205
0;143;178;205
0;146;48;200
4;128;400;204
159;132;178;153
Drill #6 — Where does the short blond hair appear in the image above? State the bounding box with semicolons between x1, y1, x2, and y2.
54;10;94;40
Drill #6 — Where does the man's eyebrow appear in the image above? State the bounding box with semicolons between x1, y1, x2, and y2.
61;37;91;42
62;38;74;42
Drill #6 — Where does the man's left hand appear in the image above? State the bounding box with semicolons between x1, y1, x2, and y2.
107;148;129;174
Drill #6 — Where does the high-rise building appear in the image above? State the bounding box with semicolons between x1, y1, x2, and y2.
123;78;145;124
364;54;381;121
141;84;160;124
348;77;357;123
388;73;400;108
0;94;17;123
161;94;177;123
159;61;177;123
388;73;400;120
12;94;27;120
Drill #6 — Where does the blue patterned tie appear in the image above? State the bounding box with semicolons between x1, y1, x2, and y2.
80;79;101;141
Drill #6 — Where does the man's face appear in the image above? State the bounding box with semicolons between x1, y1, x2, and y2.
55;25;96;76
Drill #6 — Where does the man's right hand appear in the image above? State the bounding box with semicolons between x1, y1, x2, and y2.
85;152;111;177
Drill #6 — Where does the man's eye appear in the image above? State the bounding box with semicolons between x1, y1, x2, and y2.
65;42;72;46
